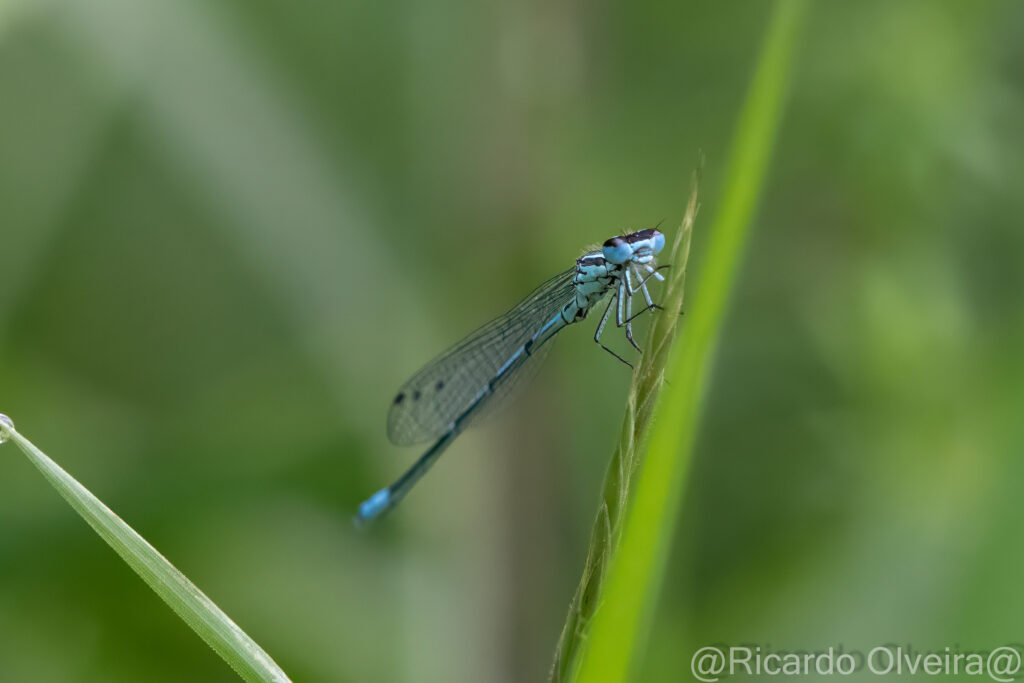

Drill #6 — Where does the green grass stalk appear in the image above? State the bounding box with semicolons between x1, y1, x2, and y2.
560;1;810;681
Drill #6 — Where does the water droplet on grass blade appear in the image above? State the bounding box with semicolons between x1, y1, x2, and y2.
0;414;13;443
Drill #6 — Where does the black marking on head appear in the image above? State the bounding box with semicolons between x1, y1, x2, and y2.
603;236;626;249
435;380;445;391
625;228;656;243
413;389;422;400
394;392;406;405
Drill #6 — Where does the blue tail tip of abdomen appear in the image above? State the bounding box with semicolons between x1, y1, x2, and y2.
356;488;391;525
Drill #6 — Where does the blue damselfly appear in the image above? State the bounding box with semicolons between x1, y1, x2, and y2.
357;228;667;523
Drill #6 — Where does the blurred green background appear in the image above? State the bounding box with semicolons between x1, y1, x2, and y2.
2;0;1023;681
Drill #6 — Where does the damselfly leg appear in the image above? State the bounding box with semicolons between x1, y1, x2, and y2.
594;292;634;368
593;264;669;366
634;264;669;302
623;270;641;352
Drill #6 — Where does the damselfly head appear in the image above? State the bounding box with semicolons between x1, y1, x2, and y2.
602;228;665;264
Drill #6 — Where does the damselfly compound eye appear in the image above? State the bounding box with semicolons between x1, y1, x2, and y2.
602;237;632;264
652;230;666;254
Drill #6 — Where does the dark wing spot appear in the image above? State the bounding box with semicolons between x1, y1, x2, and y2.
435;380;445;391
413;389;422;400
394;392;406;405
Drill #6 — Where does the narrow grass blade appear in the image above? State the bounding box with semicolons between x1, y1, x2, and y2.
0;416;292;683
550;166;700;682
566;1;810;681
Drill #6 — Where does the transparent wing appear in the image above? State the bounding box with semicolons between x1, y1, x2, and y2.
387;268;576;446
